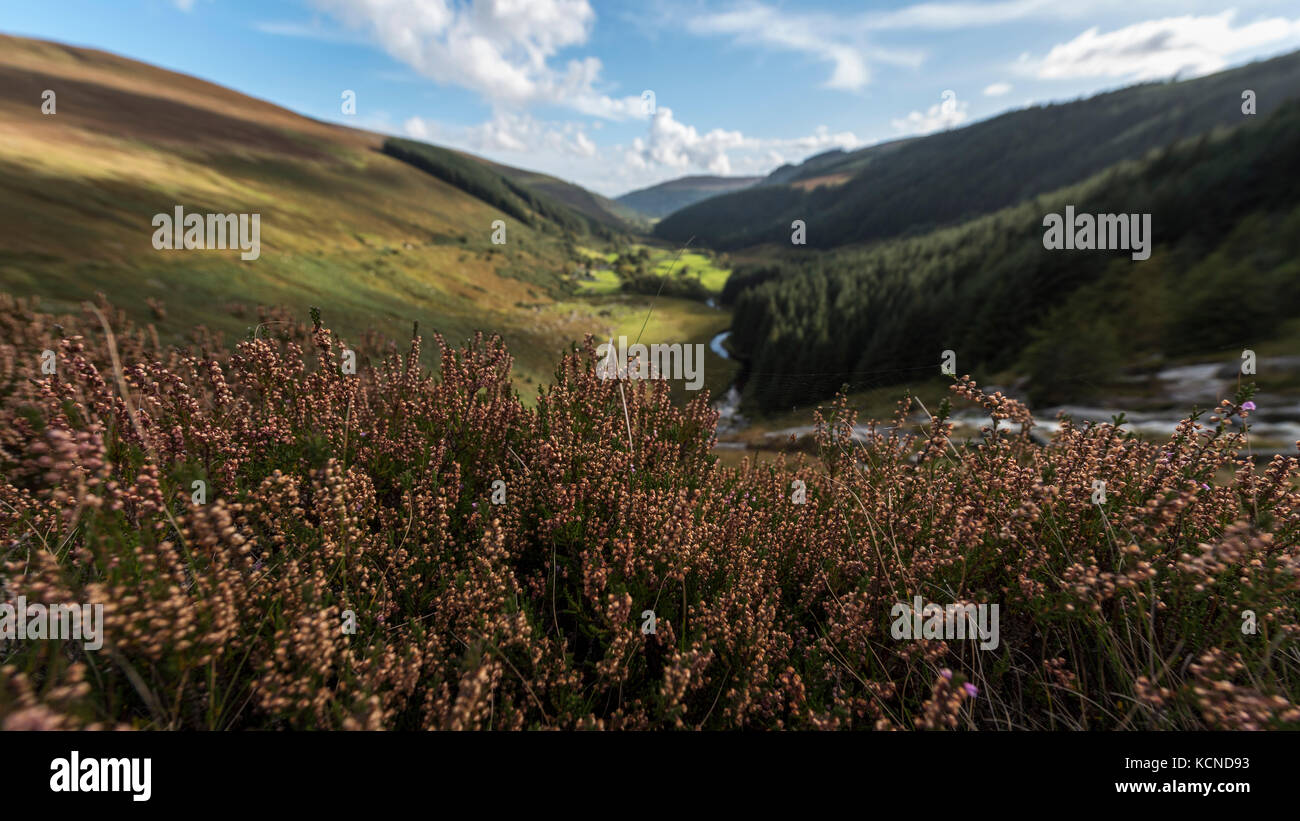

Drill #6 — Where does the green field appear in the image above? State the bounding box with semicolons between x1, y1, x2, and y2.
574;245;733;297
651;250;730;293
556;293;737;401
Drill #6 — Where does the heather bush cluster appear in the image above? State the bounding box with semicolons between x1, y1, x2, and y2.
1;294;1297;730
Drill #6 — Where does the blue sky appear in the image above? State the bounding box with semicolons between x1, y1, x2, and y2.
7;0;1300;196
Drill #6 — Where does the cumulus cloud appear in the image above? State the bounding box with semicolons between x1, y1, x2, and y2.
404;111;598;158
1021;11;1300;81
983;81;1012;96
623;108;863;179
624;107;748;174
891;89;968;134
402;116;431;141
307;0;648;119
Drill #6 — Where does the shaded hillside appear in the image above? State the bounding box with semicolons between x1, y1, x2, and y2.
657;49;1300;249
728;99;1300;411
762;138;915;186
616;174;762;218
487;162;649;232
381;138;613;238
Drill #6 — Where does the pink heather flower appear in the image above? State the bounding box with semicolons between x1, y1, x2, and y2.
1242;401;1256;411
1201;483;1211;490
963;683;978;698
940;669;953;680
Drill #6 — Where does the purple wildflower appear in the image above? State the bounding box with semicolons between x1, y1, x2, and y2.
1242;401;1256;411
963;682;978;698
940;668;953;681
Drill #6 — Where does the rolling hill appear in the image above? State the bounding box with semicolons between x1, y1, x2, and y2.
761;138;917;187
616;174;762;219
0;33;637;387
656;49;1300;249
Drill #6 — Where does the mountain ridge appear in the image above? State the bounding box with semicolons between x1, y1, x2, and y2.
616;174;763;219
655;49;1300;250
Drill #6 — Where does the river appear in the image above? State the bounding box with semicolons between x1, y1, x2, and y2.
708;336;1300;456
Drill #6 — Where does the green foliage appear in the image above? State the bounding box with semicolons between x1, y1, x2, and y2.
382;138;618;240
1022;309;1124;406
617;270;710;301
727;99;1300;411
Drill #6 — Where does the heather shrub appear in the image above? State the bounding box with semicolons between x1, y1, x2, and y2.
1;294;1297;730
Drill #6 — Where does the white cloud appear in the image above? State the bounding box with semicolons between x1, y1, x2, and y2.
402;116;431;140
306;0;649;119
253;19;369;44
891;90;968;134
572;130;597;158
1022;11;1300;81
684;0;1136;90
625;107;748;174
624;108;862;177
766;125;863;158
691;6;863;90
404;111;598;158
983;81;1012;96
688;3;925;91
861;0;1074;30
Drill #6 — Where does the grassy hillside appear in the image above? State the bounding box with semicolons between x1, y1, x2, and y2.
657;49;1300;249
0;34;638;388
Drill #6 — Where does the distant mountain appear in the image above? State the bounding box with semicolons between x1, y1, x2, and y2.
656;49;1300;249
616;175;762;219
